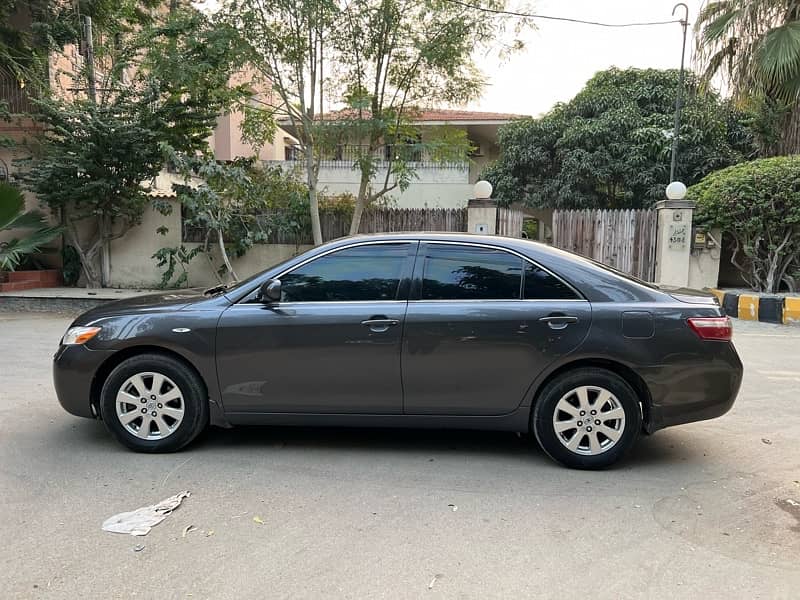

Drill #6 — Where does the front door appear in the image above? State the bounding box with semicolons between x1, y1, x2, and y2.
402;242;591;416
216;242;417;415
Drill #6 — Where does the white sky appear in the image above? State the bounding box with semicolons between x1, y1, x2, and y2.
472;0;706;116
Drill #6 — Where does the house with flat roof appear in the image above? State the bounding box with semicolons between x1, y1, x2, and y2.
274;109;525;209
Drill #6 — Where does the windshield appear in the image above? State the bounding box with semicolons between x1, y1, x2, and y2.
218;254;301;296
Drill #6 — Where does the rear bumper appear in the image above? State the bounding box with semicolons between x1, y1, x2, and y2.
641;343;743;433
53;344;114;418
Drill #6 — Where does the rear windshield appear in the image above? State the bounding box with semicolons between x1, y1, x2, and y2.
583;257;659;290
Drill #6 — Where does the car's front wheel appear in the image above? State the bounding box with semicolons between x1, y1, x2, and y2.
100;353;208;452
532;368;641;469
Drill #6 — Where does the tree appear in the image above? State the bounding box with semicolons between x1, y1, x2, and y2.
170;156;310;284
220;0;338;246
695;0;800;155
18;7;245;287
1;0;161;84
690;155;800;293
484;68;758;209
331;0;519;235
221;0;527;242
20;96;167;286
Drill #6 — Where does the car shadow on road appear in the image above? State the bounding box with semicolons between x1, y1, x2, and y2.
61;418;702;470
195;424;698;470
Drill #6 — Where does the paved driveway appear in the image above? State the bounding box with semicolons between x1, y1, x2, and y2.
1;313;798;599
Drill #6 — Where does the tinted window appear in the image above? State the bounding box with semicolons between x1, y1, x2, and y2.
281;244;408;302
421;245;522;300
523;262;579;300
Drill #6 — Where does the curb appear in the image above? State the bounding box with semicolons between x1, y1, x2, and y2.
708;288;798;325
0;296;113;315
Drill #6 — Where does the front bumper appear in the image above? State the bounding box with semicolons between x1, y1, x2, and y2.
53;344;114;418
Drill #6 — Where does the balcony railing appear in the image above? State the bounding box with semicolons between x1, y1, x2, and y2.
0;74;36;114
280;144;468;169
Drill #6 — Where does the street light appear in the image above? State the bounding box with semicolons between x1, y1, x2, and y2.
670;3;689;183
665;180;687;201
474;180;493;199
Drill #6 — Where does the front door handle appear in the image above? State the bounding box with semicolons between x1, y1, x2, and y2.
539;314;578;330
361;317;399;332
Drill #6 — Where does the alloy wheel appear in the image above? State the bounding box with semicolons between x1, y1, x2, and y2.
115;372;185;440
552;385;626;456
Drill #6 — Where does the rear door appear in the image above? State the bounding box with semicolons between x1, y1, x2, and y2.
401;242;591;416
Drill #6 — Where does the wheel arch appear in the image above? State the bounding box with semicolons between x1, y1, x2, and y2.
529;358;652;431
90;345;209;418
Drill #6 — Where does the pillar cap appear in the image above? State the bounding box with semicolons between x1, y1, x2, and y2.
655;199;695;210
467;197;497;208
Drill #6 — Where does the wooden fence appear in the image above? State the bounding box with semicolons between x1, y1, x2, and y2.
184;207;468;245
552;209;658;281
496;207;524;237
322;207;468;240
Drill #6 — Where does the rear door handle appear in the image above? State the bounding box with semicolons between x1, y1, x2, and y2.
539;315;578;330
361;317;399;332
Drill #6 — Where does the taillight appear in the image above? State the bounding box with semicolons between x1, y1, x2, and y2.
687;316;733;341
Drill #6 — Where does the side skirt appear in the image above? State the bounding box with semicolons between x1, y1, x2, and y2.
223;407;531;432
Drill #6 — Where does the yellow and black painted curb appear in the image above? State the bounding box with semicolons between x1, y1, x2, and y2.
708;288;800;325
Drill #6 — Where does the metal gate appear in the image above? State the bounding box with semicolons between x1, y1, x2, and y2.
552;209;658;281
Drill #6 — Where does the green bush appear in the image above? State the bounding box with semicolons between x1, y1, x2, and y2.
690;156;800;293
0;182;62;272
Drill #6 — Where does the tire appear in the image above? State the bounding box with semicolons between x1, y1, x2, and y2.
532;368;641;469
100;353;209;453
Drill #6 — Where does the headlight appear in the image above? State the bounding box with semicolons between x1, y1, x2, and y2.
62;326;102;345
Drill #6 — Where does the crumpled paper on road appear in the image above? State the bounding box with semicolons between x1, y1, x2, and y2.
102;491;190;536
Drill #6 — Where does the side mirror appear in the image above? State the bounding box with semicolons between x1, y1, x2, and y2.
258;278;282;303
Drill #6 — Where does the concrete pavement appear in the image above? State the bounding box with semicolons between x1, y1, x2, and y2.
1;313;798;599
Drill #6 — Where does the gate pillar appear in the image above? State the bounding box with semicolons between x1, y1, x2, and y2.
654;183;695;287
467;181;497;235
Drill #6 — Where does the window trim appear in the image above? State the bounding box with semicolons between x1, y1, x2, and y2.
236;240;418;305
411;241;584;302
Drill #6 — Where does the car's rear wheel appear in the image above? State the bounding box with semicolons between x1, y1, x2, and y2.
100;353;208;453
532;368;641;469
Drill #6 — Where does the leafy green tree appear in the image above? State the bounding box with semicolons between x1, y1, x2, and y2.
138;9;250;152
484;68;758;209
0;181;61;271
170;156;310;284
151;244;202;288
695;0;800;155
331;0;520;235
220;0;338;246
18;7;245;287
221;0;527;241
19;96;165;286
690;155;800;293
1;0;160;85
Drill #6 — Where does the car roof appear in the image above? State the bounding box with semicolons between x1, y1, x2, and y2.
327;231;560;254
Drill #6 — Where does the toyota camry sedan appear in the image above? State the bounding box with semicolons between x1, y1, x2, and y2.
53;233;742;469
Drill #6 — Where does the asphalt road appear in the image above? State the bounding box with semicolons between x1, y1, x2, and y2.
1;312;798;599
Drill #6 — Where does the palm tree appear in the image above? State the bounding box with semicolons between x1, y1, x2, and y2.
695;0;800;154
0;182;62;271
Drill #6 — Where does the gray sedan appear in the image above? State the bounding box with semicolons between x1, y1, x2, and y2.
53;233;742;469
